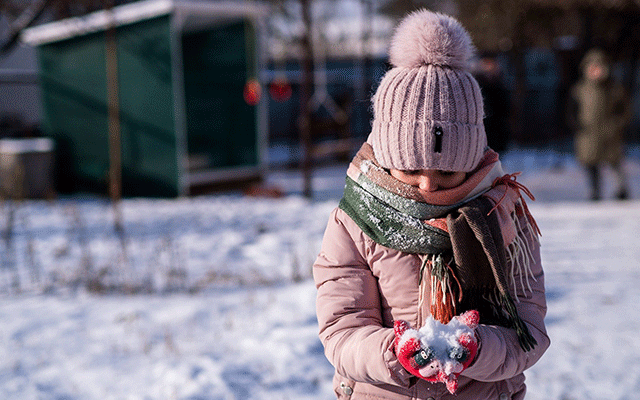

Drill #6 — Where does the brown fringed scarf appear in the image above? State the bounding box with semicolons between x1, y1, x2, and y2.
340;143;538;351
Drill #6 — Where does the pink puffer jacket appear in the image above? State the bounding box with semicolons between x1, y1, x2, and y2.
313;205;550;400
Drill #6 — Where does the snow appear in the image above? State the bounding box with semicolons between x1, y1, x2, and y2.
0;138;54;153
21;0;269;47
412;313;476;374
1;146;640;399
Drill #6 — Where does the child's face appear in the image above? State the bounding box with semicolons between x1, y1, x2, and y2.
390;169;467;192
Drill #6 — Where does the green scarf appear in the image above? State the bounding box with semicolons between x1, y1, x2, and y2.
339;146;537;352
340;174;455;255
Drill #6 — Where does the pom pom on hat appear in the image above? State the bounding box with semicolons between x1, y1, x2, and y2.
389;10;475;71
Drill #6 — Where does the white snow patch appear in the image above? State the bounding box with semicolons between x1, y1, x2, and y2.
0;147;639;399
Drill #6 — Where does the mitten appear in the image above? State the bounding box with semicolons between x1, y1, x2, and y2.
394;310;479;394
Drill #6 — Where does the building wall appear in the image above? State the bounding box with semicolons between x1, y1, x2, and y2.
0;18;41;128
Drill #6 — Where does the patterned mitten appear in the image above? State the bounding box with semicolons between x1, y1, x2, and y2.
394;310;479;394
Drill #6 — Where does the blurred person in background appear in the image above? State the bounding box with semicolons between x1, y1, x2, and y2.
475;54;510;153
569;48;632;201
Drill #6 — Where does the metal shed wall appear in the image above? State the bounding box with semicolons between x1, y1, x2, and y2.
23;0;268;197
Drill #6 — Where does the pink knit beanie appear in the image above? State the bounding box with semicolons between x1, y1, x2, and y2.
368;10;487;172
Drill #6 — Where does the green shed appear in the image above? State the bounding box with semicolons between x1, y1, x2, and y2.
22;0;268;197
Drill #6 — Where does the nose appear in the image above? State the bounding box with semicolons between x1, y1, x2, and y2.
417;174;438;191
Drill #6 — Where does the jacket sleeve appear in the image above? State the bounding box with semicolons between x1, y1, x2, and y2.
462;214;550;381
313;207;413;387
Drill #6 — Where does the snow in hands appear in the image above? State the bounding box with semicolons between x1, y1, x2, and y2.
394;310;479;394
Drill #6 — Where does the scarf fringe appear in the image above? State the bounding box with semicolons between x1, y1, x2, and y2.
505;199;540;302
422;254;462;324
479;289;537;351
489;173;540;303
489;172;541;238
500;292;538;352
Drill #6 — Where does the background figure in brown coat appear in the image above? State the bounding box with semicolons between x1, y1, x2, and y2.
569;48;632;200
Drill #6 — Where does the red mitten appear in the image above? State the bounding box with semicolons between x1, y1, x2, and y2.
394;310;479;394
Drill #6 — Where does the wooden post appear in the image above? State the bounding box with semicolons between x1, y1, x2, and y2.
299;0;314;198
105;2;126;250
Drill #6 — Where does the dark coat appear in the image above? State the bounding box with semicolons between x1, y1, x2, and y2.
570;49;631;166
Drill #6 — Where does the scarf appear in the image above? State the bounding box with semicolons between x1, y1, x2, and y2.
339;143;538;351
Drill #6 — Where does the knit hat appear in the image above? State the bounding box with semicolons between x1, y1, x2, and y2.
368;10;487;172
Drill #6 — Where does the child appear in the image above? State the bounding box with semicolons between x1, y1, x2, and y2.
313;10;549;400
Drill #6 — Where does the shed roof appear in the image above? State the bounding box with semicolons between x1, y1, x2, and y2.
21;0;267;46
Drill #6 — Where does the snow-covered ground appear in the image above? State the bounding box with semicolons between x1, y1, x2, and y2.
1;146;640;400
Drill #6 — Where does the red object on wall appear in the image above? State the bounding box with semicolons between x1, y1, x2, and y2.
243;79;261;105
268;77;292;102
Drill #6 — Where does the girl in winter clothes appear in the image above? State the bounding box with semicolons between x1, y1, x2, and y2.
313;10;550;400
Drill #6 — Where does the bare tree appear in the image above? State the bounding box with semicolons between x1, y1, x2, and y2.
266;0;345;198
1;0;122;55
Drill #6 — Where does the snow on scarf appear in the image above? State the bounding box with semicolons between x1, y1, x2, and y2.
339;143;539;351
